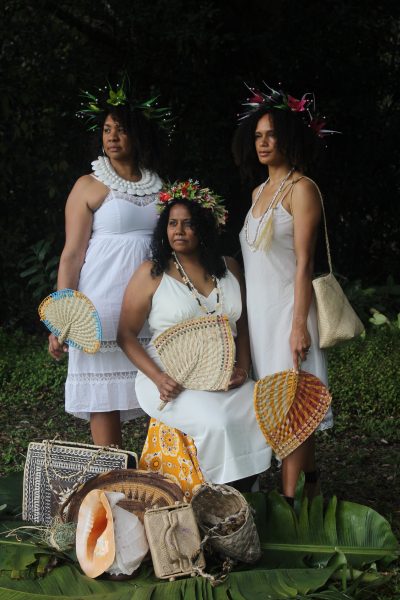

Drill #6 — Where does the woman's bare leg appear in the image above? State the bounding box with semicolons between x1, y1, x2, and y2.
281;434;316;498
90;411;122;447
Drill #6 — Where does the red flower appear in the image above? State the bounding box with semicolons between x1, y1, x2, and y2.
310;117;327;137
159;192;172;202
249;91;264;104
287;95;308;112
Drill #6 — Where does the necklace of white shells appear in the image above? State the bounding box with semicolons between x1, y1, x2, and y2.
91;156;162;196
244;167;294;251
172;251;222;315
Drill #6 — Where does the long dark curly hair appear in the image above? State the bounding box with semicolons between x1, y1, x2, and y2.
151;200;227;278
232;106;321;186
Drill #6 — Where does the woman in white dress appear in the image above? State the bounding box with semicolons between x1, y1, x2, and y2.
117;182;271;488
233;84;334;502
48;80;165;446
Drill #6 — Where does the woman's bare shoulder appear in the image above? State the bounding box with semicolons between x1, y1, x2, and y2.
68;175;109;210
224;256;243;282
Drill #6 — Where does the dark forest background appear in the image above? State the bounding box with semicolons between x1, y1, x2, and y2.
1;0;399;329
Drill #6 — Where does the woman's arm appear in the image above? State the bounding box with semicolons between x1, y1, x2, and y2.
290;179;321;369
225;256;251;388
49;176;105;359
117;262;183;404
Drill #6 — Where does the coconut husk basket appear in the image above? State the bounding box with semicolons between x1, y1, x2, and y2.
191;482;261;564
65;469;184;524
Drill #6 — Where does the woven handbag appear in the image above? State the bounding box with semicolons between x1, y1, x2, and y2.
311;181;364;348
254;369;332;459
191;482;261;564
38;288;102;353
22;439;137;524
153;314;235;409
144;503;206;580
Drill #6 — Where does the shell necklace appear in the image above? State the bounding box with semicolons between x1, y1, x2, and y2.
91;156;162;196
244;168;294;251
172;251;222;315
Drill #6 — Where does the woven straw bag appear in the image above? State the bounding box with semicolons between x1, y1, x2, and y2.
310;181;364;348
144;503;206;580
191;482;261;564
154;315;235;409
254;369;332;459
38;288;102;353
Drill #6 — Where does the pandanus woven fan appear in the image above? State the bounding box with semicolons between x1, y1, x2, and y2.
154;314;235;394
254;370;332;459
38;289;102;354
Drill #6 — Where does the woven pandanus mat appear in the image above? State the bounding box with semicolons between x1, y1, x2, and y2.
254;369;332;459
153;314;235;390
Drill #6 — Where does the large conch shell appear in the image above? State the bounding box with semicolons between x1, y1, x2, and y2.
76;489;115;578
104;491;149;576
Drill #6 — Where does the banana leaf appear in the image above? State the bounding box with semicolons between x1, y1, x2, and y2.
259;491;399;570
0;474;397;599
0;554;347;600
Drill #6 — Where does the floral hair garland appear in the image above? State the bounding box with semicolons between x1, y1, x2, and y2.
239;82;340;138
76;76;175;137
157;180;228;227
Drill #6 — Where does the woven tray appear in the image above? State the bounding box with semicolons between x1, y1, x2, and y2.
66;469;184;523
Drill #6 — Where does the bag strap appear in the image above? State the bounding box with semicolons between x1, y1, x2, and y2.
297;176;333;274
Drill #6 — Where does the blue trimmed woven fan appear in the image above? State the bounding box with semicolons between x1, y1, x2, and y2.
39;289;102;354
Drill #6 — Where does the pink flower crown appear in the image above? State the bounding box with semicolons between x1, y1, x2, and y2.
157;180;228;227
239;82;340;138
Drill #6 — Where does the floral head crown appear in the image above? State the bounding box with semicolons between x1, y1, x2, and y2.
76;76;175;137
157;180;228;227
239;82;340;138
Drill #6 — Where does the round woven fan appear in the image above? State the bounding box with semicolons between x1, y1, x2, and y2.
254;369;332;459
38;288;102;354
153;314;235;409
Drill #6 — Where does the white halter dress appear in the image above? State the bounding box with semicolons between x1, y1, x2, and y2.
65;161;161;421
135;269;272;483
240;181;333;431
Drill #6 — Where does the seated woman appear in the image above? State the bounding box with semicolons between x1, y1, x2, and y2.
117;181;272;492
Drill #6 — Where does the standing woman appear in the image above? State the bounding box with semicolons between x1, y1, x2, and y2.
48;79;168;447
233;84;335;503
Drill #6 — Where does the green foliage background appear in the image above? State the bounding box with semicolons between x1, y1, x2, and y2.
1;0;400;327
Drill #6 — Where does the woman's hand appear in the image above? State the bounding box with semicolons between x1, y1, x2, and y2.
154;372;183;404
290;326;311;371
228;366;248;389
48;333;68;360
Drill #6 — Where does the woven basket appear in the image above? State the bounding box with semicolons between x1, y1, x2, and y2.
65;469;184;524
153;315;235;391
254;369;332;459
38;288;102;354
191;482;261;564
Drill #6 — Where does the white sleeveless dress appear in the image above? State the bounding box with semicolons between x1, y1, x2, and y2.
240;183;333;430
65;173;161;422
135;270;272;483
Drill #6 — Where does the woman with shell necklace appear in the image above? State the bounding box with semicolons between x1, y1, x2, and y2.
48;80;166;447
117;182;272;489
233;83;335;503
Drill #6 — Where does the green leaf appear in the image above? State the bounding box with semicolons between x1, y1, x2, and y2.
260;491;399;570
19;267;38;278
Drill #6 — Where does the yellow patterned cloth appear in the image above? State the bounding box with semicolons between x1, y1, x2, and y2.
139;418;204;500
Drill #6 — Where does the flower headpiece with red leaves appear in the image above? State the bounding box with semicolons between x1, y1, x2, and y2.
157;180;228;227
239;82;340;138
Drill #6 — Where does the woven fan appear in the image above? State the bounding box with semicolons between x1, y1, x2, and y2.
153;315;235;410
254;369;332;459
38;289;102;354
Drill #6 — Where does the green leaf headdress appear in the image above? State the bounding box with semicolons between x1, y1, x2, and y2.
76;75;175;138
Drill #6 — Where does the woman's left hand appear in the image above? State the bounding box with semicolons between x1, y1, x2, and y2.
228;366;248;389
290;326;311;371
